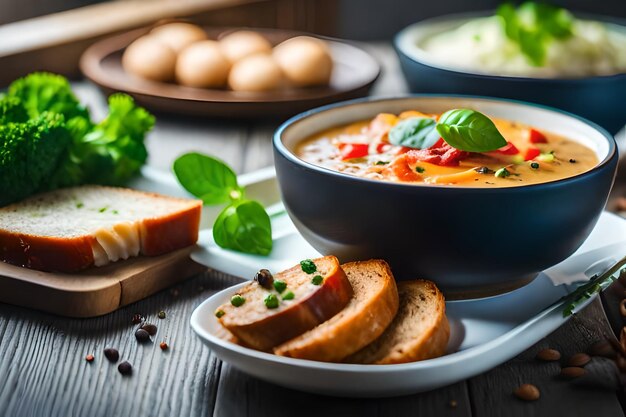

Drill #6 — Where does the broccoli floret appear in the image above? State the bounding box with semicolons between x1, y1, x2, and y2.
7;72;90;122
0;113;70;205
1;73;155;204
0;96;29;124
58;94;154;186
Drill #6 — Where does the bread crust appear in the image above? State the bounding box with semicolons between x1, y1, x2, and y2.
346;279;449;364
0;187;202;272
0;232;96;272
218;256;354;351
141;203;201;256
274;259;399;362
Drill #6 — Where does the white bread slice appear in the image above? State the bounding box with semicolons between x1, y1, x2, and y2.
345;280;449;364
274;259;399;362
217;256;354;352
0;185;202;272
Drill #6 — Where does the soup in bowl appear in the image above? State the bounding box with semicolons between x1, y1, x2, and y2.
273;96;617;295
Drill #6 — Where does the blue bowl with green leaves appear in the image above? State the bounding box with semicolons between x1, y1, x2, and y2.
394;5;626;134
273;95;618;294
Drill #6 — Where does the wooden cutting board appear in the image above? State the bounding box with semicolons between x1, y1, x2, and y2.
0;246;206;318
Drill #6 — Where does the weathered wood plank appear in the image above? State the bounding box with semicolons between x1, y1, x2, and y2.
0;270;241;417
468;299;622;417
213;364;472;417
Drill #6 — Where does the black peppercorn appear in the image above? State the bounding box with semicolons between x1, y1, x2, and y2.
158;311;166;319
118;361;132;375
131;313;143;324
254;269;274;289
135;328;150;343
141;323;157;336
104;348;119;362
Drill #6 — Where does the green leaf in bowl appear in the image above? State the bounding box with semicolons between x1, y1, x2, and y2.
436;109;507;153
388;117;440;149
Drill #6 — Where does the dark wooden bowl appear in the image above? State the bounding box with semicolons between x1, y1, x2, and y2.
80;27;381;119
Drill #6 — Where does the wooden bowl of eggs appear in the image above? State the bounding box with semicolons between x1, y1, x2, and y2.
80;23;380;118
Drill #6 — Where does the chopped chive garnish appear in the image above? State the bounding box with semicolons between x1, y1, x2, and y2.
76;202;84;208
300;259;317;274
375;161;389;165
264;294;279;309
99;207;107;213
415;166;425;173
215;310;225;318
282;291;295;300
311;275;323;285
538;152;555;162
494;167;510;178
273;280;287;293
530;162;540;169
230;294;246;307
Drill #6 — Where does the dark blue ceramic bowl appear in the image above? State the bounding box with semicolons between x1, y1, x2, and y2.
273;96;618;294
394;13;626;135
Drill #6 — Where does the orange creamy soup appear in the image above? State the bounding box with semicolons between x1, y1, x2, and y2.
296;111;598;187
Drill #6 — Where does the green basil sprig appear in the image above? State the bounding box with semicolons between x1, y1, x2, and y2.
387;109;507;153
388;117;440;149
436;109;507;152
173;153;244;205
213;200;272;256
497;2;574;66
173;152;272;256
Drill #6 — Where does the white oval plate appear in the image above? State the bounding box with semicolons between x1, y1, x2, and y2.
190;210;626;398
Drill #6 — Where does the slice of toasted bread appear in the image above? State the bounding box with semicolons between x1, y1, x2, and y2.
274;259;399;362
217;256;354;351
345;280;449;364
0;185;202;272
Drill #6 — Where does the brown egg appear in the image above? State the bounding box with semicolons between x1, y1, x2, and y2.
122;35;176;82
176;40;231;88
228;54;283;92
150;22;207;53
219;31;272;63
273;36;333;87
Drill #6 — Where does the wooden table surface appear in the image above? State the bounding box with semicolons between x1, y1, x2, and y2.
1;44;624;417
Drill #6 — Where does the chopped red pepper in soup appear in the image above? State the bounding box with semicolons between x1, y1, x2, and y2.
296;111;597;187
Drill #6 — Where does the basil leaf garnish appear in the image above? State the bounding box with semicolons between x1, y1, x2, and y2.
388;117;440;149
173;152;243;205
436;109;507;153
213;200;272;256
173;152;273;256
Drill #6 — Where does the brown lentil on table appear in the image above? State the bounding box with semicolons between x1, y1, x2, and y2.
561;367;586;379
567;353;591;367
536;348;561;361
513;384;540;401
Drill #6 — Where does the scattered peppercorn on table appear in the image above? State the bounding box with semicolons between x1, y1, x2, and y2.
0;44;624;417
